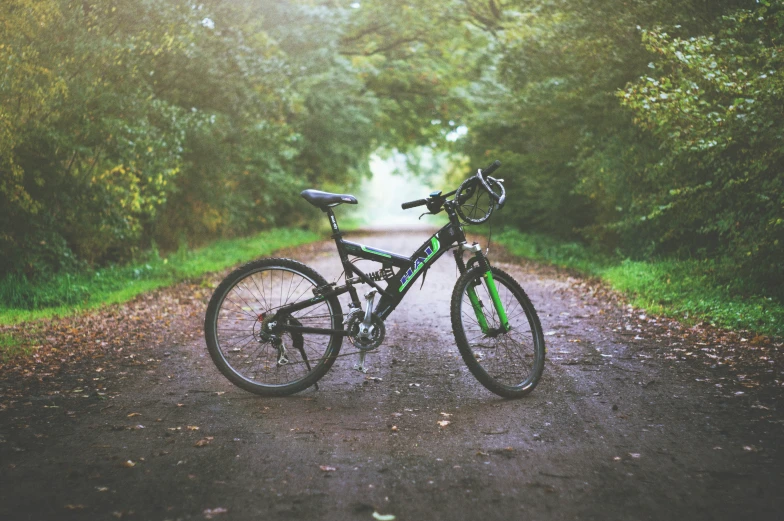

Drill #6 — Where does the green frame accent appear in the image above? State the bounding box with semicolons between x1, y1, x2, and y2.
398;237;440;291
360;245;392;258
484;271;510;331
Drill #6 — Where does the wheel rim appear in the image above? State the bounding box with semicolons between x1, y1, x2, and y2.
211;267;338;388
458;272;540;390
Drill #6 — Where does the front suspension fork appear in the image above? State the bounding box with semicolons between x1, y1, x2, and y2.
456;244;510;334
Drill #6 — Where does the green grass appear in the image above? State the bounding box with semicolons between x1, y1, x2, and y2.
0;331;31;361
0;228;321;325
493;229;784;338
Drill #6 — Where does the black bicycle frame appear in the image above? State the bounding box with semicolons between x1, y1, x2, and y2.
273;201;481;336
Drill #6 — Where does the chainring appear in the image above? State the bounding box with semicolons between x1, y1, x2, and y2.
346;313;386;351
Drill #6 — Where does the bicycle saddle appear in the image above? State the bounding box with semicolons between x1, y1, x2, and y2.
300;189;358;209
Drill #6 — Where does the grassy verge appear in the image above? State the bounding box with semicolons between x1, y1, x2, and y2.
493;229;784;338
0;331;31;362
0;228;321;326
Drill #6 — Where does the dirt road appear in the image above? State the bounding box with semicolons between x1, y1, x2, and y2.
1;230;782;520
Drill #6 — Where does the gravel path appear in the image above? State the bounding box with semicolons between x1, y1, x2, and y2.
1;230;782;521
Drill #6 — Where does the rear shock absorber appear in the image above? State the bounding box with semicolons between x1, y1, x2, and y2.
368;265;394;281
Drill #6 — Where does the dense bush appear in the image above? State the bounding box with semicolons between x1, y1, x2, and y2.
619;5;784;292
456;0;783;298
0;1;384;276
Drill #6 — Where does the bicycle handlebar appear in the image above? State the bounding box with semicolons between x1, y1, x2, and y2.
401;199;428;210
480;160;501;178
400;160;504;214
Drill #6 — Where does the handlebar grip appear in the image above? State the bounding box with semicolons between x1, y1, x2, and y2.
401;199;428;210
481;160;501;177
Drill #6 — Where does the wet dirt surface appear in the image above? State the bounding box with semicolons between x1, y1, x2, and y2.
1;230;783;521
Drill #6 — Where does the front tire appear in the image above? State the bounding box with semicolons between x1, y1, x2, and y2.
204;258;343;396
450;266;545;398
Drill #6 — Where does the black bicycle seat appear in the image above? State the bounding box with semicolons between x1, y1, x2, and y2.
300;189;358;209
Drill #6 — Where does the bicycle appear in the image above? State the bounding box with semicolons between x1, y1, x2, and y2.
204;161;545;398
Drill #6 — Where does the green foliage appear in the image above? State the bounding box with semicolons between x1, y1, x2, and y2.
619;4;784;289
0;228;319;324
0;0;384;277
493;229;613;276
453;0;782;300
1;1;191;271
0;331;30;361
2;0;781;332
495;228;784;337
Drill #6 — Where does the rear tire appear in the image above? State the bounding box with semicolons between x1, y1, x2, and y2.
204;258;343;396
450;266;545;398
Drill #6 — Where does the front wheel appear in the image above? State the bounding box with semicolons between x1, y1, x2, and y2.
450;266;545;398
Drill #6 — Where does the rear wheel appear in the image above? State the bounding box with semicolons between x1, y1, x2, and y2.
450;266;545;398
204;258;343;396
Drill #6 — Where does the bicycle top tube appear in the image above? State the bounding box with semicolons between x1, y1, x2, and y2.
335;220;467;319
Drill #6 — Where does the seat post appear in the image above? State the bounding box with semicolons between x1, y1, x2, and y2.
325;207;352;271
324;207;341;239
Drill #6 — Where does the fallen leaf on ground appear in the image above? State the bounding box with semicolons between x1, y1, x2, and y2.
127;412;141;418
203;507;228;518
187;425;199;431
194;437;214;447
439;412;452;417
437;420;450;428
